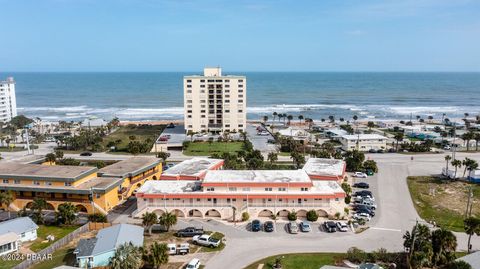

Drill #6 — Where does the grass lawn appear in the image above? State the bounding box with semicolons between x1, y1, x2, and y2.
183;141;244;156
29;225;79;252
102;124;165;152
244;253;344;269
0;259;22;269
30;247;77;269
407;176;479;232
0;146;26;152
199;232;225;253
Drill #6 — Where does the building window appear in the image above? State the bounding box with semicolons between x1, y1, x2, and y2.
187;79;192;82
278;187;286;191
64;182;72;186
206;187;215;191
187;85;192;88
238;79;243;82
96;194;101;199
200;79;205;82
301;187;309;191
238;110;243;113
33;181;40;185
14;179;20;184
45;182;52;186
264;187;272;191
228;187;237;192
239;124;244;127
242;187;250;192
2;179;9;184
187;100;192;103
238;100;243;103
335;198;339;201
187;90;192;93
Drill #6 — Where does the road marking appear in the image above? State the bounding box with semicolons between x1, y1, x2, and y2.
370;227;402;232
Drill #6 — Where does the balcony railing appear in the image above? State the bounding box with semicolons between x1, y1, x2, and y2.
16;196;90;204
145;202;330;208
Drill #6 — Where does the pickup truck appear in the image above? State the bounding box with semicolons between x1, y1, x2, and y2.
192;234;221;248
176;227;204;237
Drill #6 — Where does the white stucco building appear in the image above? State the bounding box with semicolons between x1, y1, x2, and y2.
0;77;17;123
0;217;38;255
339;134;388;151
184;67;246;133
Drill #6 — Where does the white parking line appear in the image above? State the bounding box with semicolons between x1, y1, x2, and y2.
370;227;402;232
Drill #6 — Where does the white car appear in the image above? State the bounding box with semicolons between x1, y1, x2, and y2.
353;172;368;178
258;131;270;136
353;212;371;221
186;258;201;269
336;222;348;232
443;145;451;150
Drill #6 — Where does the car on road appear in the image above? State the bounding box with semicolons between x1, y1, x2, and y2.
323;221;337;233
264;221;274;232
300;221;311;232
251;220;261;232
192;234;221;248
353;182;370;189
176;227;204;237
186;258;201;269
80;151;92;156
288;221;299;234
336;222;349;232
353;172;367;178
257;131;270;136
443;145;451;150
353;212;371;221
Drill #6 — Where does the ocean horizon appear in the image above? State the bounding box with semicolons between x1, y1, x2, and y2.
1;72;479;123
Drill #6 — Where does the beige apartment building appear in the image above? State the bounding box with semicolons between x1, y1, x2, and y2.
184;67;246;133
339;134;388;151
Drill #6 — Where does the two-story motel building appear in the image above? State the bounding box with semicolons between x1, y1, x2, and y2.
0;157;162;214
136;168;346;220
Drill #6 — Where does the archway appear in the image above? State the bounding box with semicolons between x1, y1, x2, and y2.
316;209;328;217
45;203;55;211
188;209;202;218
25;202;34;209
205;209;221;218
75;204;88;213
171;209;185;217
258;209;274;218
276;209;289;217
152;176;157;180
296;209;308;218
153;209;165;216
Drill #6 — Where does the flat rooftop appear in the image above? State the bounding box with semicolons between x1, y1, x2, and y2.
98;157;161;177
302;158;345;178
341;134;387;140
203;170;311;184
137;180;200;194
0;162;97;181
162;158;223;178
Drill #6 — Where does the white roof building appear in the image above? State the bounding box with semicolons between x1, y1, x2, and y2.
302;158;346;181
339;134;388;151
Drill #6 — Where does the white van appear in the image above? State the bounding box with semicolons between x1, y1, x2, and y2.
186;258;201;269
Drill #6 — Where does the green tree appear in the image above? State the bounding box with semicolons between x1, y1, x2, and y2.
474;132;480;151
145;242;169;269
344;150;365;172
55;203;78;225
88;213;108;223
451;159;462;179
306;210;318;222
31;198;47;224
158;211;177;232
403;224;433;269
464;217;480;253
287;210;297;221
445;155;452;171
0;191;14;219
363;160;378;173
272;112;278;122
109;242;143;269
262;115;268;124
267;152;278;164
431;229;457;266
367;121;375;130
10;115;34;129
298;115;304;124
45;153;56;164
142;212;158;235
446;260;472;269
394;132;404;151
462;132;475;151
287;115;293;125
156;152;170;162
290;151;305;169
55;150;64;159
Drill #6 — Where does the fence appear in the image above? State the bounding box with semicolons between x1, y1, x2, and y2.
13;222;90;269
89;222;112;230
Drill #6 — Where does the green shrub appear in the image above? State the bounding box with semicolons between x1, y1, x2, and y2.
241;212;250;222
287;210;297;221
346;247;367;263
334;212;341;220
306;210;318;222
345;195;351;204
88;213;108;223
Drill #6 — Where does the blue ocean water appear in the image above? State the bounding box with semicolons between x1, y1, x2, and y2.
1;72;479;122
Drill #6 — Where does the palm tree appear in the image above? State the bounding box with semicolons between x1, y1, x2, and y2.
427;115;434;123
321;118;325;123
145;242;169;269
287;115;293;125
55;203;78;225
444;155;452;171
451;159;462;179
352;115;358;123
431;229;457;266
158;211;177;232
328;115;335;123
267;152;278;164
298;115;304;124
282;113;287;125
262;115;268;124
464;217;480;253
474;133;480;151
462;132;475;151
394;132;404;151
272;112;278;122
0;191;14;219
462;158;474;178
277;114;283;124
142;212;158;235
110;242;143;269
466;160;479;179
367;121;375;130
31;198;47;224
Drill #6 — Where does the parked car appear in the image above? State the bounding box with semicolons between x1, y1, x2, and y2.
369;149;377;153
358;199;377;210
353;182;370;189
336;222;349;232
354;190;373;198
186;258;201;269
258;131;270;136
300;221;311;232
444;145;451;150
192;234;221;248
366;169;374;176
376;149;384;153
176;227;204;237
80;151;92;156
288;221;299;234
356;208;375;217
251;220;261;232
353;212;371;221
267;139;276;144
353;172;367;178
324;221;337;233
167;243;190;255
264;221;275;232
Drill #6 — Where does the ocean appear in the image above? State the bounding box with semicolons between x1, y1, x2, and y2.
1;72;479;122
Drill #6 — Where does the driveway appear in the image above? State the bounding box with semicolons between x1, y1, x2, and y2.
245;124;277;154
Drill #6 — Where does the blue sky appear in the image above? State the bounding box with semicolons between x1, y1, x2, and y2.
1;0;479;72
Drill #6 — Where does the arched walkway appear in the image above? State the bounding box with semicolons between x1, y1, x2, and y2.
172;209;186;217
25;202;34;209
75;204;88;213
296;209;308;218
45;203;55;211
153;209;166;216
205;209;221;218
276;209;290;217
316;209;328;217
152;176;157;180
188;209;202;218
258;209;274;218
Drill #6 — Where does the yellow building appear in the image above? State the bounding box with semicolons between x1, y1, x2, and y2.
0;157;162;215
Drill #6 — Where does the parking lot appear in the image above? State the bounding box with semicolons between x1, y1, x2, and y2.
245;124;277;153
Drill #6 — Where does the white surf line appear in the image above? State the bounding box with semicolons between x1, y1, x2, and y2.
370;227;402;232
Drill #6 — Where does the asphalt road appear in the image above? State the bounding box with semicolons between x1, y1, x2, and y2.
245;124;277;153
